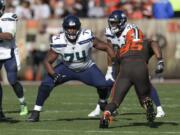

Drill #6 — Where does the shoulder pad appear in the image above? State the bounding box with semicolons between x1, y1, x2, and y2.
50;33;67;48
126;23;138;29
78;29;95;44
105;27;114;38
80;29;94;37
1;13;18;21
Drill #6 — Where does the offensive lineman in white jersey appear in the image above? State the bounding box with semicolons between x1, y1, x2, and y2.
0;0;28;120
28;15;116;122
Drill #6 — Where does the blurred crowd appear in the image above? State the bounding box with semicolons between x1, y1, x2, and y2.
4;0;180;20
3;0;180;81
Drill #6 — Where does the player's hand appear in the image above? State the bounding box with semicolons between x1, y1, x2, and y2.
105;66;115;82
155;59;164;74
51;73;64;84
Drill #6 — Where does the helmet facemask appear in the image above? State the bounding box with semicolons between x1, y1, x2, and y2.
63;15;81;43
64;25;80;42
109;18;126;35
108;11;127;35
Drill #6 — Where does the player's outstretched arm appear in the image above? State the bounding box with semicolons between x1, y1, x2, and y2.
150;40;164;73
150;40;163;60
93;37;116;59
43;49;58;76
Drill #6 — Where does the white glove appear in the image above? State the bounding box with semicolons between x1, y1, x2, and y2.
105;66;115;82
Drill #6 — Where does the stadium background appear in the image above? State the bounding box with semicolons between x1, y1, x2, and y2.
1;0;180;82
0;1;180;135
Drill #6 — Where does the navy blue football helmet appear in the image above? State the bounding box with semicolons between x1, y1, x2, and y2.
0;0;5;17
108;10;127;34
62;15;81;42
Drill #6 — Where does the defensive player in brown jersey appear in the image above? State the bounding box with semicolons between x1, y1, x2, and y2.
89;11;165;118
99;10;164;128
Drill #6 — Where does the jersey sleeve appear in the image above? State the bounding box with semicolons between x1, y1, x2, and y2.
126;27;144;43
105;28;114;41
4;21;16;36
78;29;95;48
1;13;18;37
84;29;95;40
120;27;144;55
50;34;66;53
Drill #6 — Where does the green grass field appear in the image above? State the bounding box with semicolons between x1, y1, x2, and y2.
0;83;179;135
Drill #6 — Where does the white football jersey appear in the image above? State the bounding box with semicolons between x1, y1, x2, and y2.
105;23;138;48
50;29;95;72
0;12;18;60
0;12;17;48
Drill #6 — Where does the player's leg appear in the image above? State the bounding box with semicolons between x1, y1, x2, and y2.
135;85;165;118
100;61;132;128
88;88;110;117
150;84;165;118
100;75;132;128
88;62;120;117
75;65;113;116
0;62;6;120
133;62;155;123
0;83;6;120
4;54;28;116
28;64;73;122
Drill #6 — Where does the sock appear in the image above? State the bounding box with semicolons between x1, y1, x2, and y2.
19;97;26;105
11;82;24;99
150;85;161;107
97;87;111;100
34;105;42;111
157;106;163;112
98;99;107;111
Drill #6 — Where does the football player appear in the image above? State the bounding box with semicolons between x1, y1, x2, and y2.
99;10;159;128
28;15;115;122
88;11;165;118
0;0;28;120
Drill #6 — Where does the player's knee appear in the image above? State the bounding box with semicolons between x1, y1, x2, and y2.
7;73;17;85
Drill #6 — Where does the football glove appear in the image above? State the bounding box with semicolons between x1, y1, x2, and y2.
105;66;115;82
155;59;164;74
51;73;63;84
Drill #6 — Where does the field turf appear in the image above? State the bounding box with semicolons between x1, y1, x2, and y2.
0;83;179;135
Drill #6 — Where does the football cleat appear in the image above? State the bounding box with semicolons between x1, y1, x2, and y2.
88;104;101;117
27;110;40;122
20;104;28;116
99;111;112;128
143;97;156;123
156;107;165;118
